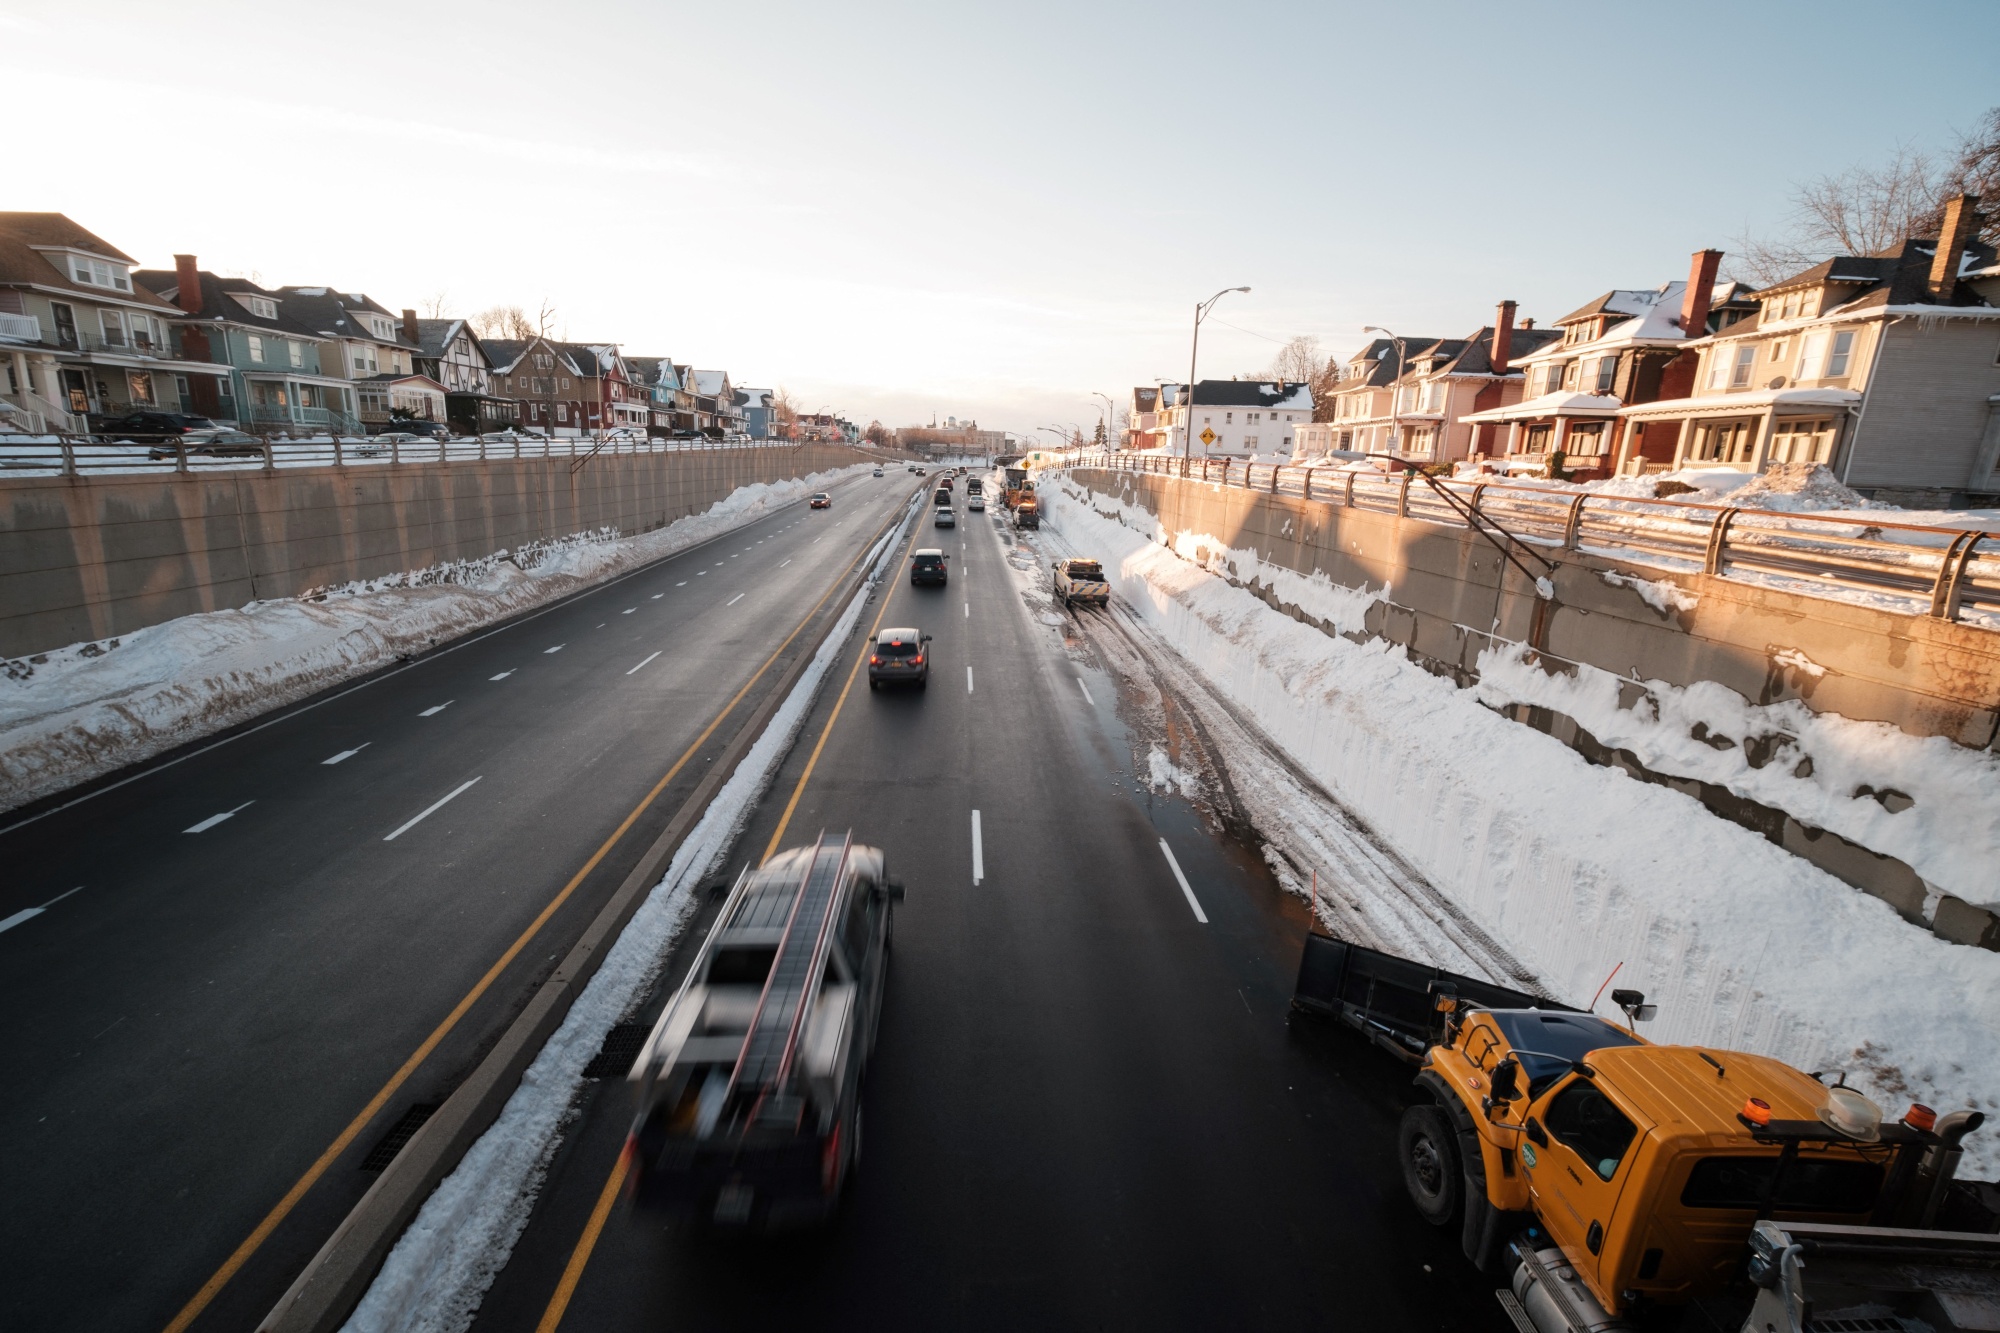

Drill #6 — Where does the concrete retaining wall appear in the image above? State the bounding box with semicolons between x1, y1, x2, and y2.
1073;467;2000;951
0;444;870;659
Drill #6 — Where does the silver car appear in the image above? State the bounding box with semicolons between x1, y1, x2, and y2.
934;507;956;528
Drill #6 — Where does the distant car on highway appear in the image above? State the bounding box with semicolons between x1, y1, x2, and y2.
868;627;932;689
1053;558;1110;608
872;467;884;477
910;548;948;586
809;492;831;509
968;495;985;512
932;487;952;507
938;476;953;491
934;507;956;528
625;835;901;1228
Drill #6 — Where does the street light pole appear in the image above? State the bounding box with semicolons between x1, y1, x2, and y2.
1362;325;1409;459
1182;286;1250;461
1091;390;1115;451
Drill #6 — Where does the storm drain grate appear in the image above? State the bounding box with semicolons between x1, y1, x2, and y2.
582;1023;651;1080
360;1103;440;1171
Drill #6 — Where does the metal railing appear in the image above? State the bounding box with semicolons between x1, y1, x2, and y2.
0;431;886;482
1070;450;2000;626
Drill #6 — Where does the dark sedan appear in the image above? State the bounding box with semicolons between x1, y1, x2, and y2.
910;549;948;586
94;411;217;443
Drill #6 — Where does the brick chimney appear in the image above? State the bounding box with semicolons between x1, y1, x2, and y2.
1679;249;1722;336
401;307;420;345
1928;193;1980;302
1491;300;1517;375
1520;317;1535;330
173;254;201;314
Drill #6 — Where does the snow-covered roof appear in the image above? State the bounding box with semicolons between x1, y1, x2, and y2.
1167;379;1313;411
1461;391;1623;423
1520;280;1728;363
1618;387;1863;419
692;369;728;395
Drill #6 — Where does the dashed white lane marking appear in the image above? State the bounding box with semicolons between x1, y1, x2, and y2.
966;666;974;693
185;801;254;834
419;701;454;717
726;593;745;606
323;743;370;765
964;601;969;618
779;559;792;568
729;554;738;559
652;593;664;599
544;644;565;654
971;810;984;885
676;582;686;587
622;607;636;615
490;670;515;681
626;651;662;675
1157;840;1209;923
0;886;84;936
696;572;706;577
1077;678;1095;705
384;777;482;842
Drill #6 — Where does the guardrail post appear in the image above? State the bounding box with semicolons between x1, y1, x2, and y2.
1303;467;1313;500
176;441;189;476
1344;470;1356;507
392;436;400;466
1703;507;1739;576
1563;495;1587;550
262;437;275;473
1929;531;1987;621
334;436;344;468
60;437;75;477
1469;482;1486;515
1270;464;1280;494
1397;470;1412;517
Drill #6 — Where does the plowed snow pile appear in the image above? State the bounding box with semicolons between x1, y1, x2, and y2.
1044;476;2000;1178
0;468;866;813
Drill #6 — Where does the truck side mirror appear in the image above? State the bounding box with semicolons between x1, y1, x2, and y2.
1488;1057;1520;1103
883;877;907;902
1612;989;1657;1024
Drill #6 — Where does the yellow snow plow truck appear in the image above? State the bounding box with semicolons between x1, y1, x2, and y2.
1293;931;1997;1332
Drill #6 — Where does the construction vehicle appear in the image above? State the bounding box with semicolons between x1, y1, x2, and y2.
1052;558;1109;608
626;834;903;1229
1014;494;1040;529
1003;466;1033;511
1293;929;1996;1332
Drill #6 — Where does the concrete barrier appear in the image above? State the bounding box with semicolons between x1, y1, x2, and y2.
0;443;870;659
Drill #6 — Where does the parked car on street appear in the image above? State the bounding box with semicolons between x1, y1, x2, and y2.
809;492;831;509
867;627;932;689
146;428;264;460
374;418;446;440
93;411;218;442
910;549;949;586
934;507;956;528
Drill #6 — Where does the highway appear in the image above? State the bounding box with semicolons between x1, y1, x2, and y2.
464;481;1512;1330
0;468;920;1332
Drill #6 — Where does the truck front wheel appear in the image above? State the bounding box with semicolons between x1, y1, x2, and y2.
1400;1103;1460;1226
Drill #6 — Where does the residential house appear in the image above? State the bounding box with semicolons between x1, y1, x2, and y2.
1463;252;1757;478
136;257;360;435
736;387;774;439
1153;379;1313;457
0;214;222;433
569;345;646;434
690;369;735;436
1125;385;1165;450
486;337;586;435
623;357;684;436
274;286;443;433
1318;336;1445;455
1620;196;2000;502
410;314;517;434
1343;304;1566;465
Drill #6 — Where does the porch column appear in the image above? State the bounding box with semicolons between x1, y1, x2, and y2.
1963;394;2000;489
1505;421;1522;456
1551;417;1571;455
1746;410;1779;472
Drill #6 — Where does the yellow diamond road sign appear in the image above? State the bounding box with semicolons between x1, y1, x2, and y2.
1199;427;1217;446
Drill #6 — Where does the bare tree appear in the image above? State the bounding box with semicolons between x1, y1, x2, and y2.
1259;334;1342;424
1734;107;1999;286
422;290;451;318
770;386;799;425
470;305;541;340
863;420;891;446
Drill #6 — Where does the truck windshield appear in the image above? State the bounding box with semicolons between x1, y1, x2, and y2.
708;946;775;986
1488;1010;1642;1094
1681;1155;1882;1212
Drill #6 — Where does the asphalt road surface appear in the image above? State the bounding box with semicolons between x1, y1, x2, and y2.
466;485;1513;1331
0;468;921;1332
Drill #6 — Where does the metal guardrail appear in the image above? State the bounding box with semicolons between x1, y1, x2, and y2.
1075;450;2000;626
0;432;881;480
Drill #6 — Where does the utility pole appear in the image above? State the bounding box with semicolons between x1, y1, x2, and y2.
1184;287;1250;460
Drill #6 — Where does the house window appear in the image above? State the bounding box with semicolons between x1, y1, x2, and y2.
50;301;78;348
248;335;265;364
1729;346;1755;388
1594;357;1616;394
128;371;154;405
556;403;568;422
1224;412;1233;423
1795;332;1827;381
288;341;304;369
1781;293;1798;319
235;294;278;319
99;309;127;347
1826;330;1856;378
1769;339;1788;362
1771;418;1834;465
1562;361;1579;390
68;255;132;291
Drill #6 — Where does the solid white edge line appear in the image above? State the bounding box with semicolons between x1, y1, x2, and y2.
383;777;482;842
0;907;43;934
971;809;984;885
1158;839;1209;923
726;593;745;606
626;651;662;676
1077;678;1094;705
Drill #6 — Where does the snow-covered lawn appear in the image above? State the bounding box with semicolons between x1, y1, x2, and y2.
1041;474;2000;1179
0;467;868;816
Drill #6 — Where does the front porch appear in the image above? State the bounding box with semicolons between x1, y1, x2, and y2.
1462;391;1622;479
245;373;363;436
1619;388;1860;475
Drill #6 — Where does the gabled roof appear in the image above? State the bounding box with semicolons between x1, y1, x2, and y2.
1131;386;1160;413
412;317;485;362
134;267;327;337
692;369;729;395
0;213;180;311
1177;378;1312;410
1757;235;1998;311
275;287;421;349
1337;337;1443;388
624;355;676;388
481;338;532;372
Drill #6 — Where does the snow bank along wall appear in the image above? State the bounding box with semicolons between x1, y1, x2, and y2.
0;443;870;659
1071;467;2000;953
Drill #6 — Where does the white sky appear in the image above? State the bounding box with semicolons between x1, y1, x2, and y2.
7;0;1996;440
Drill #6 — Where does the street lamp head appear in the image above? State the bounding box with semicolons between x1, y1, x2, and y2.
1233;286;1251;293
1363;325;1391;335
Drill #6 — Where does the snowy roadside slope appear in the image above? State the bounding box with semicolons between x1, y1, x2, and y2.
0;467;866;815
1044;477;2000;1179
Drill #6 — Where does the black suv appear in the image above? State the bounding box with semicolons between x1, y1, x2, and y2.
93;411;218;442
910;549;949;586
